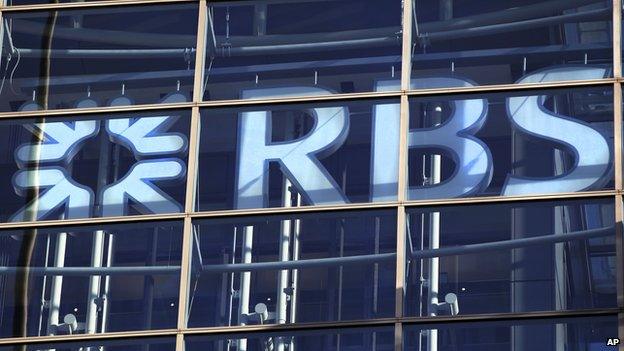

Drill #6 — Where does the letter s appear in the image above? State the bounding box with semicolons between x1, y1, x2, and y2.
503;66;611;195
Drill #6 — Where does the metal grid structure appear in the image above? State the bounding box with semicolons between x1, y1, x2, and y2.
0;0;620;350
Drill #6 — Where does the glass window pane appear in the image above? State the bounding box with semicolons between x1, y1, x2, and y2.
407;85;614;200
187;210;397;327
0;109;190;222
411;0;612;87
404;315;618;351
185;326;394;351
202;0;403;101
0;221;182;338
0;4;198;111
0;337;176;351
405;198;616;317
197;98;399;211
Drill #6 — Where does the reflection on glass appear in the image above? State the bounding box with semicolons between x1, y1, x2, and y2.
0;109;190;222
411;0;612;86
405;198;616;318
0;221;182;338
187;210;396;327
407;85;614;200
197;99;399;211
202;0;402;101
0;337;176;351
186;326;394;351
0;4;197;111
403;315;617;351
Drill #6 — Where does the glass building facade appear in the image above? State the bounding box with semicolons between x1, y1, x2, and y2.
0;0;621;350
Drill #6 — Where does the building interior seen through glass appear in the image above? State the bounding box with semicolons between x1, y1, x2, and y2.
0;4;198;111
0;0;621;350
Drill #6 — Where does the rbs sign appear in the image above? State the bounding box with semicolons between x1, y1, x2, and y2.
235;66;611;208
11;66;612;221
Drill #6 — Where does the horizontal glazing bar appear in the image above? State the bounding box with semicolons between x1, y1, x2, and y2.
0;212;187;229
0;79;615;120
0;0;197;11
0;102;194;120
0;329;179;346
0;192;614;229
181;308;619;337
0;308;618;345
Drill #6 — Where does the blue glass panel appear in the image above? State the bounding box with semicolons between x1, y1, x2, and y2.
187;210;396;327
186;325;395;351
197;98;399;211
411;0;612;86
202;0;403;101
0;4;198;111
407;85;614;200
0;221;182;338
0;337;176;351
404;315;618;351
405;198;616;317
0;109;190;222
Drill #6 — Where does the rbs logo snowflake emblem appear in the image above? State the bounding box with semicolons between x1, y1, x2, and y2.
11;112;187;222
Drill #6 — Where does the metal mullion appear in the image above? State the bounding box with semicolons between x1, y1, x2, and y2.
399;308;620;327
400;0;412;92
184;0;206;212
176;0;205;337
192;0;207;104
614;0;622;78
182;190;616;220
189;201;401;218
395;206;406;319
616;82;622;191
1;0;196;12
0;102;194;120
181;317;399;336
0;212;186;230
616;195;624;343
175;333;185;350
402;190;617;207
0;328;179;346
405;78;615;97
197;91;403;109
176;308;619;338
184;107;201;213
620;312;624;349
175;108;200;338
0;190;614;230
394;84;410;351
394;322;402;351
2;308;618;346
613;89;624;351
177;217;193;332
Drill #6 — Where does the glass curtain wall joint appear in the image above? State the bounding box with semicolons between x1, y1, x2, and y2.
0;1;620;351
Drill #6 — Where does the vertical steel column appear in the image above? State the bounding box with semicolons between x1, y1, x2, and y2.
100;232;114;334
289;195;301;351
424;104;442;351
85;230;104;334
86;131;114;335
237;225;254;351
46;232;66;335
275;179;292;351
